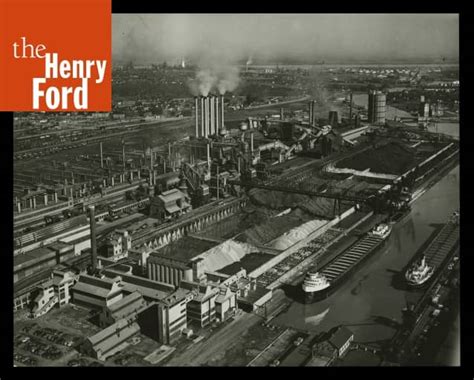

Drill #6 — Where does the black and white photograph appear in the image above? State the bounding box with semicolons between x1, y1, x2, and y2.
12;13;460;367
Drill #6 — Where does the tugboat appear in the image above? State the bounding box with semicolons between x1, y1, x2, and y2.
302;266;330;303
405;254;434;287
368;223;392;240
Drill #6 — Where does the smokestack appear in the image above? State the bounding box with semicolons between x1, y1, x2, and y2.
206;143;211;172
250;131;254;152
220;95;225;131
215;96;220;136
99;142;103;169
195;97;199;137
150;150;154;186
204;97;209;138
210;95;215;135
200;97;205;137
308;101;313;125
89;206;97;272
280;108;284;120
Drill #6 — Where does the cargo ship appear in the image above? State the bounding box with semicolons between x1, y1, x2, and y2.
302;223;392;303
404;210;459;288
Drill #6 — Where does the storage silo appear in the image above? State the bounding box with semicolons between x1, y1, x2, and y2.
368;90;386;125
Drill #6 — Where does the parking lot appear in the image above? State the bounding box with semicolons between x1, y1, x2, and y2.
14;326;78;366
14;304;101;366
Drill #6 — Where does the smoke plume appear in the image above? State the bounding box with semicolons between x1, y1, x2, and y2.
189;63;240;96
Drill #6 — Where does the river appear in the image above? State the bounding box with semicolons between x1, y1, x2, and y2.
272;163;460;362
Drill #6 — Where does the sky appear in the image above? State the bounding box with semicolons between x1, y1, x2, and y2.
112;14;459;65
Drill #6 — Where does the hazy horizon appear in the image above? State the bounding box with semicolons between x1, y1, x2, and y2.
112;14;459;65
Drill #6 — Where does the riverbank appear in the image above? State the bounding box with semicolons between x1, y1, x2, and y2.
272;162;459;364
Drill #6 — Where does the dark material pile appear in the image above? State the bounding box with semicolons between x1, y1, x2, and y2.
336;142;415;175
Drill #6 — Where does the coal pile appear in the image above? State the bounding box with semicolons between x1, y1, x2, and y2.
336;142;416;175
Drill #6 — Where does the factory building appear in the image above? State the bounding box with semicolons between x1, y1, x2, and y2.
137;289;193;345
99;291;147;327
229;277;273;312
367;90;386;124
179;280;219;327
149;188;192;221
14;242;75;284
30;270;77;318
104;229;131;261
127;247;154;274
154;172;180;194
147;254;194;287
71;274;123;310
14;214;89;255
102;268;175;303
214;286;237;322
311;327;354;362
83;317;141;361
328;326;354;357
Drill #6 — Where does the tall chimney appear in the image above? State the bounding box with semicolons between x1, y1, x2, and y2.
200;97;205;137
204;97;209;138
206;143;211;172
312;101;316;126
215;96;220;135
280;107;284;120
99;142;103;168
308;101;313;125
150;150;154;186
210;95;215;135
250;131;254;152
89;206;97;272
220;95;225;131
195;96;199;137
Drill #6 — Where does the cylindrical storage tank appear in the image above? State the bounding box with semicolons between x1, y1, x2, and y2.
368;90;386;125
374;92;386;124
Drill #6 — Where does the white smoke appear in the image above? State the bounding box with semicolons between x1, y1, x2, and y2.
189;62;241;96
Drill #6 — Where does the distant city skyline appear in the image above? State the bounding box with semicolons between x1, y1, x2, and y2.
113;14;459;65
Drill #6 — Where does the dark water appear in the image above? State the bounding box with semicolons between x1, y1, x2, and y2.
273;165;460;346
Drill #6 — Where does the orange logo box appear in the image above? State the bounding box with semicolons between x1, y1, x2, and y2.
0;0;111;111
